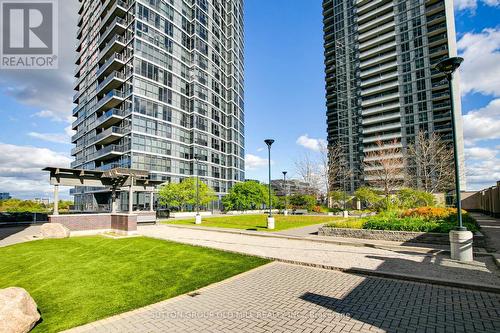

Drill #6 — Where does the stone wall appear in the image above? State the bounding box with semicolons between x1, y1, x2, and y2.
319;227;485;247
49;213;137;234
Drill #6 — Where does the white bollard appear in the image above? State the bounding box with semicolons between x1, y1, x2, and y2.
195;214;202;225
342;211;349;218
283;210;288;216
267;217;275;230
449;230;473;262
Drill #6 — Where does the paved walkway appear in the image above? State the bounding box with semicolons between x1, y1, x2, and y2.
472;213;500;253
139;225;500;289
66;262;500;333
0;225;41;247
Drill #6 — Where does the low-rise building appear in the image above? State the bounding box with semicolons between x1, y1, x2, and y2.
271;179;315;197
0;193;11;200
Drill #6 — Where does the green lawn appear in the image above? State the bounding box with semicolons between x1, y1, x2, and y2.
0;236;269;333
164;214;349;231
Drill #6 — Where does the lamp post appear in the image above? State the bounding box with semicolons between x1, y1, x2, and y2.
194;155;202;224
265;139;275;229
436;56;472;262
282;171;288;216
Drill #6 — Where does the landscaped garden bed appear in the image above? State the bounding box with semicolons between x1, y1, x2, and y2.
164;214;348;232
319;207;484;246
0;236;269;332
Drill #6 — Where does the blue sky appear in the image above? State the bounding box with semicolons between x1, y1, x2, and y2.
0;0;500;199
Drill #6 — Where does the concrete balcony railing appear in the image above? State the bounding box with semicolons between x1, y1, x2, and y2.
98;16;127;48
358;11;393;33
361;92;399;108
360;50;397;68
96;71;126;95
97;52;127;79
359;41;397;60
362;112;401;125
95;89;125;113
362;132;402;144
360;61;397;78
358;20;395;42
90;144;129;161
362;102;400;116
363;121;402;134
357;1;393;23
361;80;399;96
93;126;130;146
98;35;127;64
361;71;398;87
94;108;129;129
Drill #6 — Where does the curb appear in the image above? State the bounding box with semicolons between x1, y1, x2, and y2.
161;223;491;256
271;258;500;294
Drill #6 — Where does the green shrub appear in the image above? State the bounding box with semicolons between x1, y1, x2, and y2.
354;187;382;209
289;194;317;211
396;188;435;209
361;210;479;233
325;219;365;229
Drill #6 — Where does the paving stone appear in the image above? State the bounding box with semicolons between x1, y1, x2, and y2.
64;262;500;333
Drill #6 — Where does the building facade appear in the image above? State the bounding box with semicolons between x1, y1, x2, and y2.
270;179;315;197
0;193;11;200
323;0;465;192
71;0;245;211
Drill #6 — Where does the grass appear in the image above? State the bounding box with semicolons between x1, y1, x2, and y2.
164;214;347;231
0;236;269;333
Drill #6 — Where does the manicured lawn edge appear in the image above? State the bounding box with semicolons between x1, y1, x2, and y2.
0;236;270;333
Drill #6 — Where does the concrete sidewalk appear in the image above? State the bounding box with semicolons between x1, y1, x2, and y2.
0;225;41;247
472;213;500;253
139;225;500;292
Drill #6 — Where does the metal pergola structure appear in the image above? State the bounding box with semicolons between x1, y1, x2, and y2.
43;167;164;215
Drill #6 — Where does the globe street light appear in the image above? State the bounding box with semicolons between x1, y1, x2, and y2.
282;171;288;216
436;56;472;261
265;139;275;229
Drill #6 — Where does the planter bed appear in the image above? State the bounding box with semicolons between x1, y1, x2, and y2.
318;226;485;247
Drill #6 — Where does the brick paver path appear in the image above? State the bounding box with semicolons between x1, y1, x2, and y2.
139;225;500;287
66;262;500;333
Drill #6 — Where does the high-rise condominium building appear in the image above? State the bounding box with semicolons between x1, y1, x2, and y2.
71;0;245;211
323;0;464;192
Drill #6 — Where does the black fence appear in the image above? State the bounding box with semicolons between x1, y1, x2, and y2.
0;212;48;223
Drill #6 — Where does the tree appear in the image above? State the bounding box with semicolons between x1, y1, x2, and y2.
221;181;275;211
158;177;215;211
0;199;49;213
363;139;406;197
294;152;321;194
396;188;435;209
406;131;455;193
289;194;317;211
354;186;382;209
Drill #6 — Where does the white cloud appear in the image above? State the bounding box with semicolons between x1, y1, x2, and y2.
33;110;73;123
465;147;498;160
296;135;326;152
245;154;269;170
0;1;78;123
463;99;500;143
455;0;500;10
0;143;71;199
466;158;500;190
458;28;500;97
28;132;68;144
